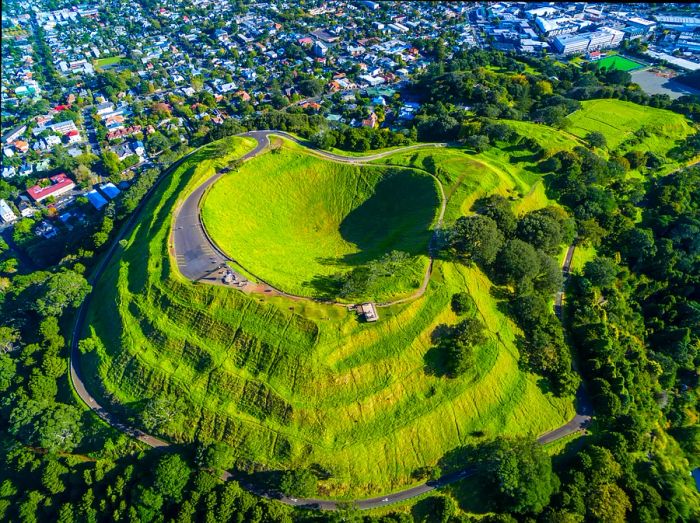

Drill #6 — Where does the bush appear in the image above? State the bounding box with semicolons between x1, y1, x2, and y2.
451;292;475;316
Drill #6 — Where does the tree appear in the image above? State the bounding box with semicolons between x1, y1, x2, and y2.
451;292;475;316
442;317;487;377
466;134;490;152
102;150;121;178
516;211;562;254
497;239;540;286
141;395;185;432
41;460;68;495
34;270;91;317
583;257;619;288
450;215;504;266
279;469;317;497
153;454;191;502
196;442;235;472
10;400;83;452
0;326;20;354
585;131;607;149
475;194;517;237
588;483;631;523
484;437;558;514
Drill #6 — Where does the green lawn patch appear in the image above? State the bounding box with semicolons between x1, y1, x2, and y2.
95;56;123;68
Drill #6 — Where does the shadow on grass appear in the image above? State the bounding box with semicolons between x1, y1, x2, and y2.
436;444;494;515
338;170;439;267
423;324;452;377
301;273;343;301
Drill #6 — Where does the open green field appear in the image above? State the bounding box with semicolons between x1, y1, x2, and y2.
565;99;695;160
201;145;440;302
595;55;645;72
95;56;123;68
80;133;576;498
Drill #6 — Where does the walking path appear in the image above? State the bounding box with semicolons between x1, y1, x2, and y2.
70;132;592;511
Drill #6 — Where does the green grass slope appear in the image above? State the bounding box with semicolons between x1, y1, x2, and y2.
565;99;695;160
81;135;574;498
201;146;440;301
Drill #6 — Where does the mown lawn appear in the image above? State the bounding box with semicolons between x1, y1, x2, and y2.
82;135;574;498
201;145;440;302
95;56;123;67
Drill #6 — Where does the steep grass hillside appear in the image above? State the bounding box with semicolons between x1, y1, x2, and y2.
81;135;575;497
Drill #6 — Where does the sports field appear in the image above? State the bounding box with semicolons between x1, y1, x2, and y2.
595;55;644;72
81;134;575;497
201;145;440;301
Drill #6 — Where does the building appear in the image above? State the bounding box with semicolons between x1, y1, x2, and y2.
554;28;624;54
95;101;115;115
49;120;78;135
26;173;76;202
313;41;328;57
553;33;590;54
2;125;27;144
87;189;108;210
100;182;121;199
359;302;379;322
627;17;656;33
0;199;17;223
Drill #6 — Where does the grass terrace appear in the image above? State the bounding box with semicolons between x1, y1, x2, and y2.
81;134;576;497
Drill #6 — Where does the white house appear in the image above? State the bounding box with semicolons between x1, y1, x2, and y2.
0;199;17;223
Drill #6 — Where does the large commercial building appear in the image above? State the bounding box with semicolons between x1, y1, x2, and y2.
554;27;624;54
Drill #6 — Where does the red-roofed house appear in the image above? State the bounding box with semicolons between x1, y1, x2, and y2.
26;173;75;202
66;129;81;144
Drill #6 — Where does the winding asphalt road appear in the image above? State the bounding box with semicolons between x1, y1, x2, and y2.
70;132;592;511
172;130;447;308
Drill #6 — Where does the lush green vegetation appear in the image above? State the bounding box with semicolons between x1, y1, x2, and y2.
565;99;696;162
2;42;699;521
74;134;575;498
202;142;440;302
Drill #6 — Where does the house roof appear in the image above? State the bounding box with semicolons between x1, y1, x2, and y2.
26;173;75;201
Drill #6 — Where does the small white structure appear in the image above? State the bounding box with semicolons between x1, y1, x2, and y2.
359;302;379;322
0;199;17;223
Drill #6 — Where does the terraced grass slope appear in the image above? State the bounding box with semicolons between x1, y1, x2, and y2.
565;99;695;160
201;145;440;301
81;135;574;498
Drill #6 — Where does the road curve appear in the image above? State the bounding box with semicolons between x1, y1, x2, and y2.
70;131;591;511
173;130;448;307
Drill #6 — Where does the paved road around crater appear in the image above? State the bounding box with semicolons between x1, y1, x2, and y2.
172;130;447;306
70;132;592;511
